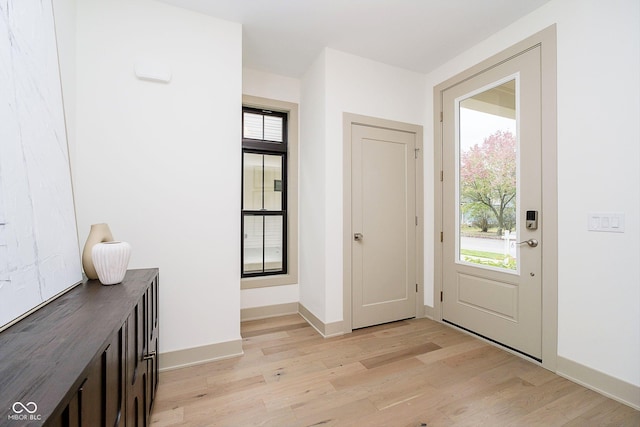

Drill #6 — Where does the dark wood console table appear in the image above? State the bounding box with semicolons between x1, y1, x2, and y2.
0;268;159;426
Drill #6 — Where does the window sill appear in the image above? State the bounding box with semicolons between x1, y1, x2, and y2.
241;272;297;289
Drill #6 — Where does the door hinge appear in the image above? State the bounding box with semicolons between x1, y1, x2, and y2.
414;148;420;159
440;170;443;182
415;216;418;226
440;291;443;302
440;231;443;242
416;283;418;293
440;111;443;123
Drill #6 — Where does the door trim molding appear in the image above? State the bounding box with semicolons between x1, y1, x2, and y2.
343;113;424;334
433;25;557;370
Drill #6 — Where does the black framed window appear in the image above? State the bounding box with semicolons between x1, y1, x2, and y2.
242;107;287;277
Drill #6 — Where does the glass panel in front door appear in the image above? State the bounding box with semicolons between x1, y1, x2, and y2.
457;78;518;272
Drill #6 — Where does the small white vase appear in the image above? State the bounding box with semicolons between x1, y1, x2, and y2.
82;223;114;279
92;241;131;285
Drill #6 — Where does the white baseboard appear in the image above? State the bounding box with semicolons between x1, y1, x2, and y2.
241;302;298;321
423;305;435;320
557;355;640;410
298;303;344;337
159;339;243;372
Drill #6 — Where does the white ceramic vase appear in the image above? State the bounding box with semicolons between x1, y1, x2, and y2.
82;223;114;279
92;241;131;285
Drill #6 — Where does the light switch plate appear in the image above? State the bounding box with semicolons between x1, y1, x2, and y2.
588;212;625;233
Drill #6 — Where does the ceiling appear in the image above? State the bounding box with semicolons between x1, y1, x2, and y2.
160;0;552;78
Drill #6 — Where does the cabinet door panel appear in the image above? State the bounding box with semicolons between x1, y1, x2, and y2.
104;326;125;427
64;393;80;427
145;278;160;414
126;300;147;427
78;362;101;427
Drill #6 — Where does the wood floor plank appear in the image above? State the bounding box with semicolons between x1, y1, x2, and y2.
562;398;640;427
336;364;438;412
260;361;364;411
150;315;639;426
330;358;423;391
516;386;609;426
357;388;453;427
149;406;184;427
261;333;324;356
241;321;309;338
179;391;270;426
367;371;447;411
241;314;307;332
437;376;539;423
360;342;441;369
290;397;379;426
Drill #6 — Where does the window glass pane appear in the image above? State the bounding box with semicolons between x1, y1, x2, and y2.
243;215;263;274
243;153;263;210
241;107;288;277
263;154;283;211
263;115;283;142
458;79;518;272
243;112;263;140
264;215;283;272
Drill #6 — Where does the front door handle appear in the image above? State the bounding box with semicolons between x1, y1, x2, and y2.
354;233;363;241
517;238;538;247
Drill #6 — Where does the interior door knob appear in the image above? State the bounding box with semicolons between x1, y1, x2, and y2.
354;233;363;241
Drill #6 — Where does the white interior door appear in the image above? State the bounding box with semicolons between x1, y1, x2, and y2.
352;124;416;329
441;47;543;359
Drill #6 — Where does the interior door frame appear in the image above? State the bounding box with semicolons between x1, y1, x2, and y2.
433;25;558;370
343;113;424;334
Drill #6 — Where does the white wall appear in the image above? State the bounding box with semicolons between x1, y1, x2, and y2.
324;49;427;323
424;0;639;387
243;67;300;104
300;48;427;323
241;284;299;309
74;0;242;354
299;52;328;319
241;67;300;310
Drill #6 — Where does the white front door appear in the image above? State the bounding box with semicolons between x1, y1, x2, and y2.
351;124;417;329
441;46;543;359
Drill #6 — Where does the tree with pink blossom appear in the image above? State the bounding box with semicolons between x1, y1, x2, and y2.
460;130;516;235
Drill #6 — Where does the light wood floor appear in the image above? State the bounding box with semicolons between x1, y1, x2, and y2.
151;315;639;426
